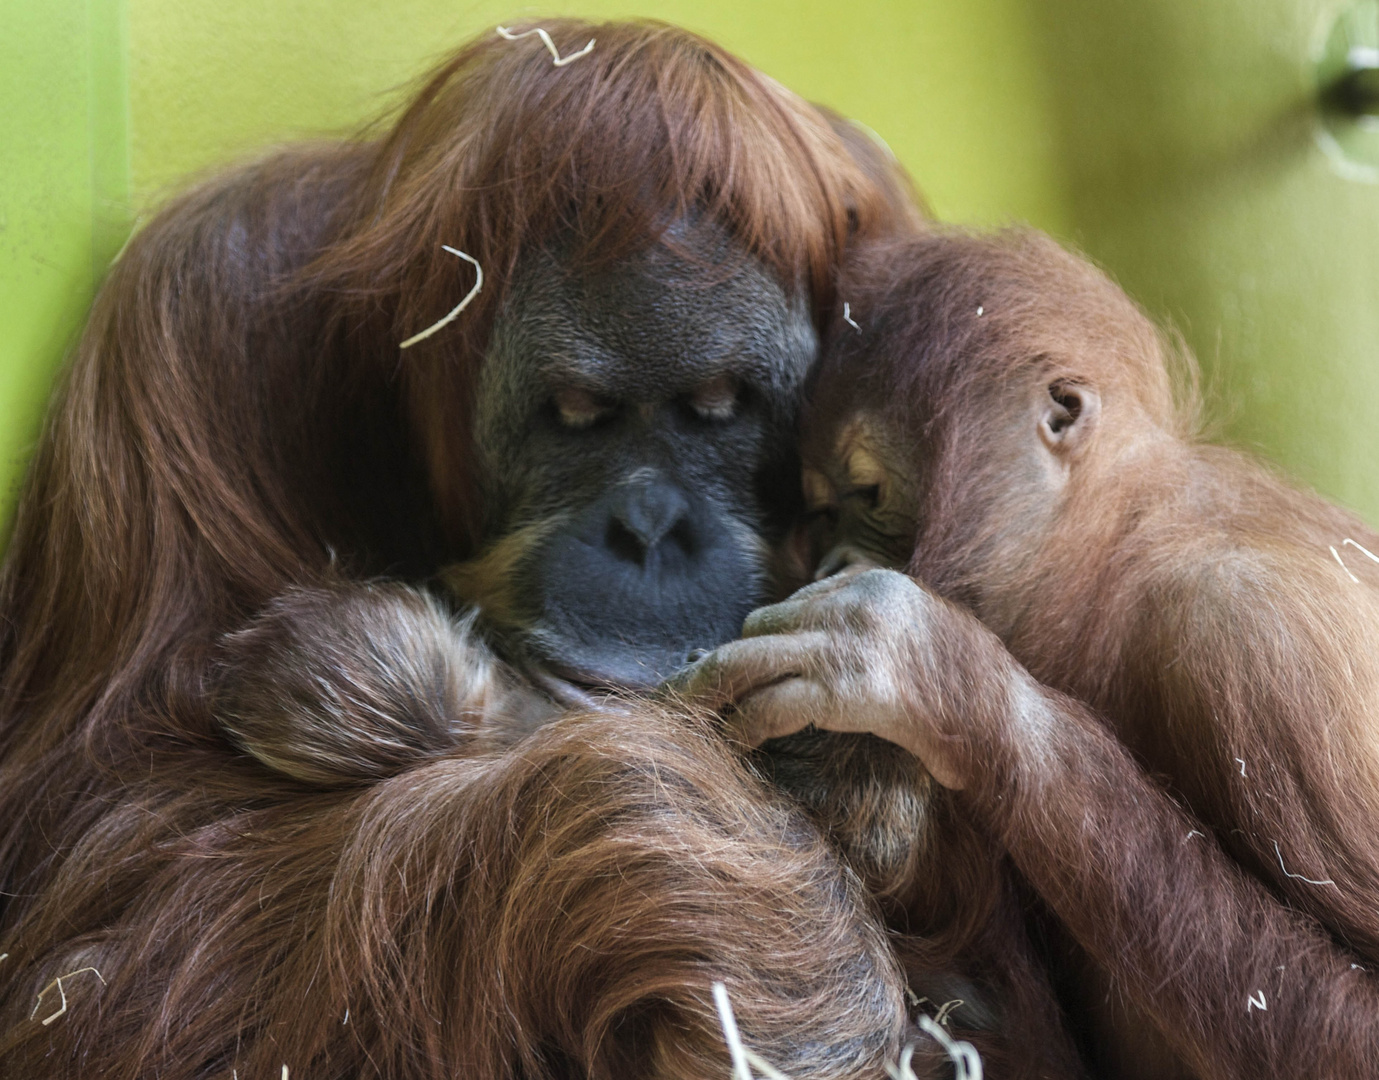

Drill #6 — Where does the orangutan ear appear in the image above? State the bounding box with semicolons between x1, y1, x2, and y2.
1038;381;1100;454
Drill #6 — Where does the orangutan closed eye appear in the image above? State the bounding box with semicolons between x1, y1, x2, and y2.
680;226;1379;1079
0;20;960;1080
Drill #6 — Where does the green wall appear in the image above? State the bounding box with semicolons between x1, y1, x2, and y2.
0;0;128;541
1034;0;1379;521
6;0;1379;542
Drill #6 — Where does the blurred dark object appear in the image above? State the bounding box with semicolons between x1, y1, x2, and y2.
1323;48;1379;117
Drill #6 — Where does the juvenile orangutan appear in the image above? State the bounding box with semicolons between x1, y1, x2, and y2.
678;228;1379;1079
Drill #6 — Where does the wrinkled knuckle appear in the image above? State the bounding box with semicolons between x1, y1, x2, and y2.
871;567;915;596
682;655;723;697
867;568;928;616
705;653;731;687
743;605;782;636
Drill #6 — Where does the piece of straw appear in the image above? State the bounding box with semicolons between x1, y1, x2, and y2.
1331;545;1360;583
398;246;483;349
1235;757;1246;777
1273;839;1336;887
884;1044;919;1080
496;25;595;66
1247;991;1267;1013
712;982;753;1080
917;1015;983;1080
842;303;862;332
1343;537;1379;564
932;999;964;1028
30;966;106;1026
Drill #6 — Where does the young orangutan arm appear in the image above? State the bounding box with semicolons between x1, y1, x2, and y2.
672;569;1379;1080
210;582;561;786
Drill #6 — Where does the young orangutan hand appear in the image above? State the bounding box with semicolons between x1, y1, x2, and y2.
669;569;1019;790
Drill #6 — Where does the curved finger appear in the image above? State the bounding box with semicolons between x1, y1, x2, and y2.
813;543;884;582
725;677;830;746
741;599;808;638
666;631;833;710
741;574;858;638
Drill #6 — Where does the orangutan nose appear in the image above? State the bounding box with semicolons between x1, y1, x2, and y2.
605;479;694;562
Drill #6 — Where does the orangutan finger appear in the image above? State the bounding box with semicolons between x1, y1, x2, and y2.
725;677;830;746
813;543;884;581
667;631;833;710
740;576;856;637
740;599;807;638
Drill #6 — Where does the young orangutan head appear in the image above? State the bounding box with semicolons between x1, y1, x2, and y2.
759;229;1187;900
802;228;1184;618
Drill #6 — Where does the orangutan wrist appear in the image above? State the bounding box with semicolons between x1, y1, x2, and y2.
925;663;1048;805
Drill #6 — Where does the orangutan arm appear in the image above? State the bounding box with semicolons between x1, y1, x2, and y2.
673;568;1379;1080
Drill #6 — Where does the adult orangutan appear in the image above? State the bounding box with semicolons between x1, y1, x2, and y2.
0;20;943;1079
678;227;1379;1079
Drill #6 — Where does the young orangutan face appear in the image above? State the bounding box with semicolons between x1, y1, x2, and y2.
800;376;1101;592
800;412;920;578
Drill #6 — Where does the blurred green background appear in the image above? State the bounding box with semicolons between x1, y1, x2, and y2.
3;0;1378;543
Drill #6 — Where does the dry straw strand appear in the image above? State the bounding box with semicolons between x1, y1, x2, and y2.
1331;545;1360;583
495;25;595;66
711;982;754;1080
398;246;483;349
884;1043;919;1080
842;302;862;332
1273;839;1336;887
917;1015;983;1080
932;999;965;1028
1343;537;1379;564
30;966;106;1025
1247;991;1267;1013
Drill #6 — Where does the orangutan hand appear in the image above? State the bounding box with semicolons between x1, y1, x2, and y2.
668;568;1017;790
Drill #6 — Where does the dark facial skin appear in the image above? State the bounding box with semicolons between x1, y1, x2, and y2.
460;224;817;690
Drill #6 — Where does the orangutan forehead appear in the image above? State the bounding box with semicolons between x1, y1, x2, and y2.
497;234;818;396
811;410;911;481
